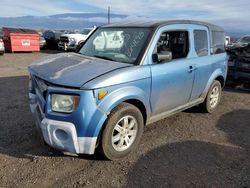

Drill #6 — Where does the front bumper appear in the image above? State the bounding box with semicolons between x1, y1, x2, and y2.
40;42;46;48
228;68;250;83
29;92;97;155
58;41;77;51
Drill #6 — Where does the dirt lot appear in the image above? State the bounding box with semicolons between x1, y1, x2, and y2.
0;51;249;188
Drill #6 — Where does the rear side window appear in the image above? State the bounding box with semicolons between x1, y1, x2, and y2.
211;31;225;54
194;30;208;57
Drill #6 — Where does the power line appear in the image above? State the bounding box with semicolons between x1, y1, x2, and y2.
108;6;110;24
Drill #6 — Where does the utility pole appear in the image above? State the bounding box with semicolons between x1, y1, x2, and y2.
108;6;110;24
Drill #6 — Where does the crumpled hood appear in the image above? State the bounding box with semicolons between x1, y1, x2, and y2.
28;53;131;88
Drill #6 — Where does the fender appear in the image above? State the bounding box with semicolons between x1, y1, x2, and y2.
202;68;225;98
88;83;151;137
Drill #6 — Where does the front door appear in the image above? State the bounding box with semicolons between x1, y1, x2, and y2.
149;25;195;115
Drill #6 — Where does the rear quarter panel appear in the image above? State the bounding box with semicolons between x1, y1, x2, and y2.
203;53;228;95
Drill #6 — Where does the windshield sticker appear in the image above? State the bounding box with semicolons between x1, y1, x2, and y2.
125;32;145;57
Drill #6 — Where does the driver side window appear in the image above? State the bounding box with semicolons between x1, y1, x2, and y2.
153;30;189;63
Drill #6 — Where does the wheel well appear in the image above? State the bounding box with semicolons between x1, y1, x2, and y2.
215;76;225;87
124;99;147;125
96;99;148;148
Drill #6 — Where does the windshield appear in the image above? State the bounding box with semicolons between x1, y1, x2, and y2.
79;27;150;64
81;29;92;35
63;30;76;34
237;36;250;44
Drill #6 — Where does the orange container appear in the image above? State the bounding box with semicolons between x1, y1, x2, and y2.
3;27;40;53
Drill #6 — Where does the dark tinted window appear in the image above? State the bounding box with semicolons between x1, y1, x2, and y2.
194;30;208;57
212;31;225;54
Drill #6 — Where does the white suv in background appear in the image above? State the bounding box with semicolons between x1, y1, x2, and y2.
58;27;96;51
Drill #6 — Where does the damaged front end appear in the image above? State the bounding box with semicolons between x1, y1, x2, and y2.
227;42;250;84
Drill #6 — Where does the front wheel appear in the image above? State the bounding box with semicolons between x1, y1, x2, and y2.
200;80;222;113
99;102;144;160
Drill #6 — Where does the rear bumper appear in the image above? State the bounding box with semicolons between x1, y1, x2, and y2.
29;93;97;155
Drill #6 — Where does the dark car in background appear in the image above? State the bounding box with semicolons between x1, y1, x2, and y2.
227;36;250;84
43;30;63;49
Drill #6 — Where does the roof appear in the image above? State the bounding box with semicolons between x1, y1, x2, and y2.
2;27;38;34
101;19;224;32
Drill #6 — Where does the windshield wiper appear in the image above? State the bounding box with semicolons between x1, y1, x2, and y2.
93;55;115;62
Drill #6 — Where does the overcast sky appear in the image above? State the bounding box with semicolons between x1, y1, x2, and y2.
0;0;249;34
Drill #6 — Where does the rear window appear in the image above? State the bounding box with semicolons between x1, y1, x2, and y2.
194;30;208;57
211;31;225;54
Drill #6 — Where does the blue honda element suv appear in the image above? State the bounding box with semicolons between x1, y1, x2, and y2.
28;20;228;160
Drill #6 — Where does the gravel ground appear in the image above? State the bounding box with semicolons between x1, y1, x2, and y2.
0;51;249;188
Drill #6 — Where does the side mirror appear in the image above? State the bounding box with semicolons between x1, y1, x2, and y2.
152;51;172;63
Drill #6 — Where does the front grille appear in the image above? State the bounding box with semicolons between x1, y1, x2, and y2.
32;76;49;112
35;105;43;122
60;36;69;43
33;76;48;99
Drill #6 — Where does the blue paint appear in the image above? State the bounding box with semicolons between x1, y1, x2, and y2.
28;20;228;153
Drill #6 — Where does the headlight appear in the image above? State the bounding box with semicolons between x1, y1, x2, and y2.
69;38;76;42
51;94;80;113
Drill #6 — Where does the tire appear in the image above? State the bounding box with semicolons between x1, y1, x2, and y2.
99;102;144;160
200;80;222;113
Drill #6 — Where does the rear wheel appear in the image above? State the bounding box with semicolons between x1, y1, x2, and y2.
99;102;144;160
200;80;222;113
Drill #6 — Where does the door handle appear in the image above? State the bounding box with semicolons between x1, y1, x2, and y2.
188;65;194;73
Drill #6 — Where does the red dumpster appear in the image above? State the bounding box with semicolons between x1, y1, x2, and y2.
3;27;40;53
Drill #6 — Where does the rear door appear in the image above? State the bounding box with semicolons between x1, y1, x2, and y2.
189;25;211;100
